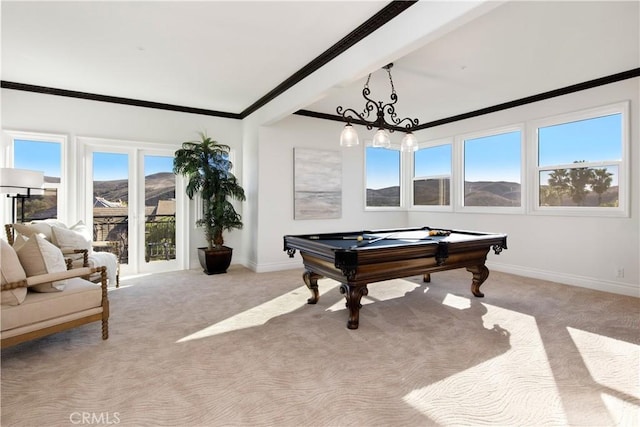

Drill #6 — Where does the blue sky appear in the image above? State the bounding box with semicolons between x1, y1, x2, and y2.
538;113;621;165
366;147;400;189
93;153;173;181
14;140;61;177
13;143;173;181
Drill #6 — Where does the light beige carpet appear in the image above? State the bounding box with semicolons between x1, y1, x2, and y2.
1;266;638;426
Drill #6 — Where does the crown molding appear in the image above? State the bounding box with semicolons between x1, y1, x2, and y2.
0;81;242;119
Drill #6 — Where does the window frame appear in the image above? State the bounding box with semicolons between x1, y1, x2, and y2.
2;130;69;222
528;101;629;217
410;138;454;212
456;124;526;214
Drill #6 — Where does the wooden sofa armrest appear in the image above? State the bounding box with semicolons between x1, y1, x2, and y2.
0;279;28;292
1;266;107;292
26;267;105;287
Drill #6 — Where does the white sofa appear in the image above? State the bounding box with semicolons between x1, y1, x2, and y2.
1;238;109;348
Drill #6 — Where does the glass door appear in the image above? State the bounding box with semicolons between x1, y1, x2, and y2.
141;154;177;273
86;142;184;277
92;152;130;269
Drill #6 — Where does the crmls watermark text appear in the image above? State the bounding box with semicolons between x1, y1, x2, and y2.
69;412;121;425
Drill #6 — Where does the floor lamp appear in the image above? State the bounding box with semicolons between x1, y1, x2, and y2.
0;168;45;225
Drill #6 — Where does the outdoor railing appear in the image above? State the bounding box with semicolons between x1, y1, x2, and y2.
93;214;176;264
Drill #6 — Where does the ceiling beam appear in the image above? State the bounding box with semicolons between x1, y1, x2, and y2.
239;1;417;118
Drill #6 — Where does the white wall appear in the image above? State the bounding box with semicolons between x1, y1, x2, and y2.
251;79;639;298
1;89;244;270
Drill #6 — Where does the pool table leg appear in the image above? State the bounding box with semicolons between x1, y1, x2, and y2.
303;270;322;304
339;283;369;329
466;264;489;297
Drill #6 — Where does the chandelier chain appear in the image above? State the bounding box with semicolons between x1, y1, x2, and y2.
386;67;396;94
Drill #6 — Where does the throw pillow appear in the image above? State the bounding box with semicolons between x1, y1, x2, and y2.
51;226;92;252
13;222;48;240
12;234;28;252
69;221;93;244
16;234;67;292
0;239;28;305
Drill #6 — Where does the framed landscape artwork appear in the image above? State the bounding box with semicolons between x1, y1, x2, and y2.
294;148;342;220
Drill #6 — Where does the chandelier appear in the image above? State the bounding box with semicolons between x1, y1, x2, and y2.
336;63;419;151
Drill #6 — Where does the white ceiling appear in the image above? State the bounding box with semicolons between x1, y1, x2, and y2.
2;1;639;126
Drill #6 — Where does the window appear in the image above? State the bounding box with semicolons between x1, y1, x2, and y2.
365;146;400;207
462;129;522;208
6;132;65;221
413;143;451;207
535;106;625;212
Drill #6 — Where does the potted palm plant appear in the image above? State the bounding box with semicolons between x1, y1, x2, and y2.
173;133;246;274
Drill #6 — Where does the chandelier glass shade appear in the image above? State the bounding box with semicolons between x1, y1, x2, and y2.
372;128;391;148
336;63;419;151
339;123;360;147
400;132;418;152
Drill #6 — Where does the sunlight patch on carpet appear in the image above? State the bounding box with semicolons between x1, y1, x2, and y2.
567;327;640;401
176;281;340;342
602;393;639;426
442;293;471;310
403;305;569;425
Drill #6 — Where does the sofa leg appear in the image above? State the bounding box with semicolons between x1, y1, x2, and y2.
102;319;109;340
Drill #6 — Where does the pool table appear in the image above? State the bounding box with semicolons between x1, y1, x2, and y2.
284;226;507;329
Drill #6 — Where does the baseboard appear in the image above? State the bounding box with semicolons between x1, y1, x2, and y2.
244;259;303;273
488;261;639;298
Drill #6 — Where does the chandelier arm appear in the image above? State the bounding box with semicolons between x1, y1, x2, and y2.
336;106;376;130
397;117;420;130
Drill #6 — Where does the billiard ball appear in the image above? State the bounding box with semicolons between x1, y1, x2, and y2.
357;235;363;242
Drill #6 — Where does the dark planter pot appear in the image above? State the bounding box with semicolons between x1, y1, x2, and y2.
198;246;233;274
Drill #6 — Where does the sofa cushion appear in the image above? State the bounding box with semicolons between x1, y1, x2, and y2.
0;277;102;332
1;240;27;306
16;235;67;292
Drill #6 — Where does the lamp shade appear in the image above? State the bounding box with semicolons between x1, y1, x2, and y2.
401;132;418;152
0;168;45;194
372;128;391;148
339;123;360;147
